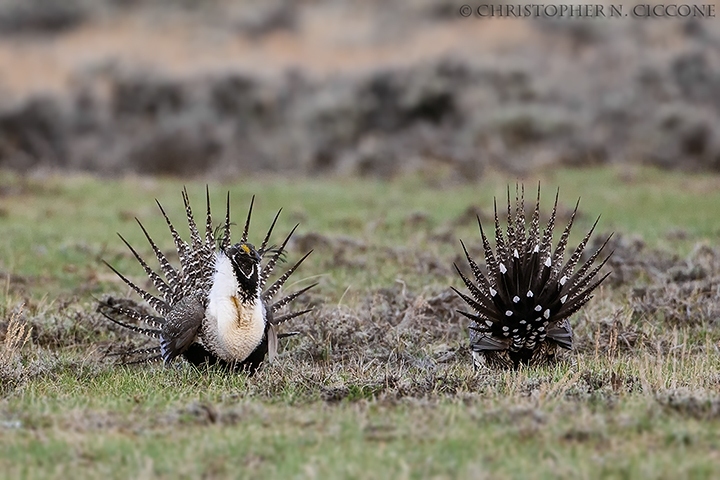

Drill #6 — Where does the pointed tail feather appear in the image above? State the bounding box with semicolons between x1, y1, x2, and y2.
526;183;541;259
98;309;163;339
124;354;163;365
103;260;170;315
108;346;162;358
221;192;232;250
513;183;526;248
453;263;487;306
451;287;502;323
478;217;503;297
557;215;601;285
493;197;508;264
459;240;492;295
539;188;559;264
98;299;165;329
271;309;312;326
155;199;192;288
556;270;611;319
205;186;215;248
263;250;313;302
259;209;282;255
270;282;318;313
259;224;299;288
182;186;203;251
117;233;174;304
241;194;255;244
549;197;580;281
562;236;613;298
135;217;179;294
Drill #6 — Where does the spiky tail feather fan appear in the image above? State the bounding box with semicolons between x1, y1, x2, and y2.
99;188;315;372
453;184;613;369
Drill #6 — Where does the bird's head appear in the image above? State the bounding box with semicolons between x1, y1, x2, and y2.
226;242;262;299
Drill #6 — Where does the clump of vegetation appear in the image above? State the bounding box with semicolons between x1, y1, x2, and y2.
0;305;31;393
0;0;90;35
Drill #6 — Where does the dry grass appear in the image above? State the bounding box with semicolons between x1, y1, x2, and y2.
0;304;32;393
1;168;720;477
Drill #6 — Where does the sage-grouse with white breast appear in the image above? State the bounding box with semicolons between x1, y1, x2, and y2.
100;189;315;373
453;185;612;369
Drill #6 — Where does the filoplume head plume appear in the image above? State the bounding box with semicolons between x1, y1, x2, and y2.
99;188;316;374
453;184;613;369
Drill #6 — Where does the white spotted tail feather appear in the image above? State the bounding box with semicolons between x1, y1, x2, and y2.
99;188;315;373
452;184;613;369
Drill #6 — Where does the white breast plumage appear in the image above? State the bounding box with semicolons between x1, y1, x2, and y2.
205;251;266;361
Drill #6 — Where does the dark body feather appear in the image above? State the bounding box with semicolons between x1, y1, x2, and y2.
453;184;612;369
100;188;315;374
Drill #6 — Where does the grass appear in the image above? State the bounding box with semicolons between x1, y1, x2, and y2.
1;165;720;478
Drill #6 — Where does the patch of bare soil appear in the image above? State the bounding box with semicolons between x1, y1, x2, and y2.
657;387;720;419
630;244;720;328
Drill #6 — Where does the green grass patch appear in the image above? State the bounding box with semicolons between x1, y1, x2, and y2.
2;165;720;478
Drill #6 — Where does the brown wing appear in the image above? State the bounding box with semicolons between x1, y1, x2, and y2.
160;296;205;363
546;319;573;350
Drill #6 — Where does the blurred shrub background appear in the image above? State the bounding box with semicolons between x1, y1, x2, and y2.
0;0;719;179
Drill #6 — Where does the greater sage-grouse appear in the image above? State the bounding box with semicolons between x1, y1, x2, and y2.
453;185;612;369
100;188;315;373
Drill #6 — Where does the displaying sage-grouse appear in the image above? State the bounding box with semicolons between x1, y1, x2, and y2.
99;188;315;373
453;185;612;369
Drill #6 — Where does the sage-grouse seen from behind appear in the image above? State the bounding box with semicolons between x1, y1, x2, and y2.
100;188;315;374
453;185;612;369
